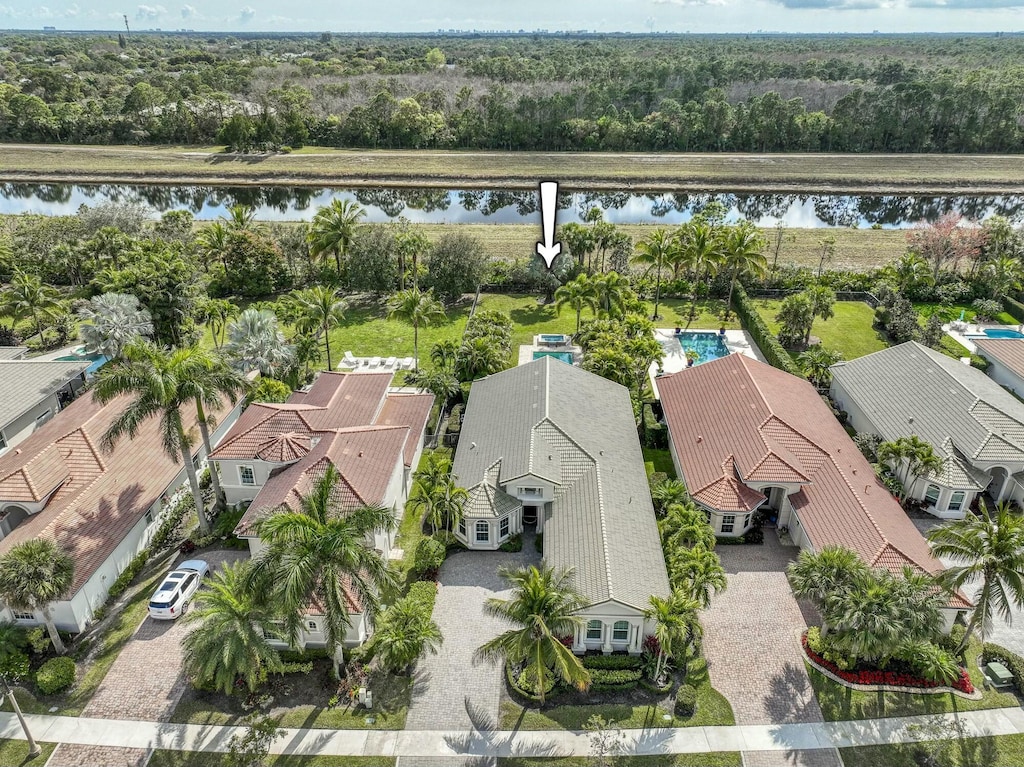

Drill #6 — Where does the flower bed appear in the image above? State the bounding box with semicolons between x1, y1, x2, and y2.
801;632;975;696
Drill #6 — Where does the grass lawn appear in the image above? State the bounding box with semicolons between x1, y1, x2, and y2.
0;739;55;767
841;734;1024;767
752;299;888;361
500;756;742;767
809;638;1018;721
642;448;677;479
150;753;395;767
915;301;1017;326
499;655;733;731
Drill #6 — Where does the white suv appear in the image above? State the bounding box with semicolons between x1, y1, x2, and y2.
148;560;210;620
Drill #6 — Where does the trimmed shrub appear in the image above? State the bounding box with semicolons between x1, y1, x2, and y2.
406;581;439;613
648;472;668;489
982;642;1024;692
413;537;446;578
1003;295;1024;324
675;684;697;717
805;626;824;655
498;534;523;552
0;649;30;683
731;284;802;377
582;654;644;670
108;548;150;600
36;656;76;695
590;667;642;691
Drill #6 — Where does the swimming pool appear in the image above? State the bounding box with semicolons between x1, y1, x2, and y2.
533;351;574;364
677;332;731;365
538;334;570;345
982;328;1024;339
55;351;108;375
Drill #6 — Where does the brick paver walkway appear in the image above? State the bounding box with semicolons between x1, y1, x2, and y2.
701;531;842;767
404;534;541;734
48;549;246;767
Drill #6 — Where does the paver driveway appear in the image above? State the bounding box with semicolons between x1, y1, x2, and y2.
49;549;246;767
701;532;841;767
404;534;541;734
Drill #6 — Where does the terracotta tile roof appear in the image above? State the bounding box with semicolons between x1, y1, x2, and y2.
743;450;810;484
255;432;313;463
974;338;1024;381
659;354;952;584
691;456;766;512
0;390;234;595
374;393;433;467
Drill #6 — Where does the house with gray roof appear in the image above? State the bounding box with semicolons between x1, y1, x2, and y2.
0;349;89;456
830;341;1024;519
452;356;671;655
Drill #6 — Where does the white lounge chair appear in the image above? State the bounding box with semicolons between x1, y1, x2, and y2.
368;356;382;369
400;357;415;370
384;356;398;369
341;350;358;368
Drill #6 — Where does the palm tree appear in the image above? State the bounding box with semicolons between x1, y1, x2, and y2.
200;298;240;350
248;464;397;653
983;254;1024;301
182;560;285;694
0;540;74;654
224;308;295;378
407;367;460;404
877;436;944;505
435;479;468;534
475;564;591;704
93;341;215;534
644;591;702;682
308;199;365;276
651;479;689;514
633;228;676;321
929;500;1024;653
406;452;451;531
78;292;154;361
286;286;348;371
788;546;871;636
659;502;715;551
224;204;256;232
802;284;836;348
430;339;460;371
669;544;726;609
592;271;632;319
455;336;504;382
721;222;767;315
0;271;63;342
676;220;724;321
367;594;443;673
386;287;446;370
554;274;599;335
886;252;934;296
798;346;843;391
196;221;230;272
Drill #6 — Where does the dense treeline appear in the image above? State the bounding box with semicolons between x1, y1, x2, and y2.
2;32;1024;153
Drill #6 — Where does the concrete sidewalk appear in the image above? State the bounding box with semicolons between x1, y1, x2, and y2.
4;706;1024;759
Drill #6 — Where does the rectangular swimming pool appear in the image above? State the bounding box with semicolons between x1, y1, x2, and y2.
533;351;574;364
677;332;730;365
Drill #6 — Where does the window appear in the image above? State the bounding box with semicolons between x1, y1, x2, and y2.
0;432;6;450
145;511;154;526
499;517;510;540
924;484;941;507
612;621;630;642
35;410;51;426
458;518;466;537
239;465;256;486
520;487;542;497
12;611;34;621
721;514;736;534
475;521;489;543
743;514;751;530
949;491;966;512
307;620;318;631
586;620;603;640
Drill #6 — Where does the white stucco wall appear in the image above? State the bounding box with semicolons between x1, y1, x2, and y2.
982;356;1024;396
572;600;650;655
458;506;524;550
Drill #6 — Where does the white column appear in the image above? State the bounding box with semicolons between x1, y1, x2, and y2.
573;625;585;654
601;622;612;654
631;624;641;654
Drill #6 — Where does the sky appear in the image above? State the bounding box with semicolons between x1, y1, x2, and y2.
0;0;1022;34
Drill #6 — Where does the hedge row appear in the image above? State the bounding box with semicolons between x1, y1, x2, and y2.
731;284;803;377
590;667;642;692
982;642;1024;692
581;654;644;670
1003;295;1024;324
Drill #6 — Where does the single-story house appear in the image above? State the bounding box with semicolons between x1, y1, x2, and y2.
658;352;969;629
452;356;672;655
973;338;1024;396
831;341;1024;519
0;388;242;633
212;371;433;648
0;348;90;455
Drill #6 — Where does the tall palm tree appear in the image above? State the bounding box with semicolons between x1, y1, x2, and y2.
676;220;724;321
877;436;944;505
224;204;256;232
0;540;74;654
308;199;365;276
788;545;871;635
0;271;63;342
669;544;726;609
78;292;154;361
592;271;632;319
929;500;1024;653
983;254;1024;301
200;298;240;350
224;308;295;378
659;502;715;551
182;560;285;694
93;341;215;534
651;479;689;514
633;228;676;320
430;339;460;371
475;564;591;704
367;594;443;673
248;464;397;653
286;286;348;371
554;274;599;335
386;287;446;370
435;479;468;534
196;220;230;272
798;346;843;391
722;222;767;315
396;229;431;290
644;591;702;682
406;452;451;530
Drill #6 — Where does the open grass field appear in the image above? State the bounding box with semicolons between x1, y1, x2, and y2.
752;298;888;361
841;734;1024;767
2;145;1024;193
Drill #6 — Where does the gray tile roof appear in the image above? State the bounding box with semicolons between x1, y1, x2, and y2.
831;341;1024;473
453;356;671;611
0;347;28;360
0;360;89;432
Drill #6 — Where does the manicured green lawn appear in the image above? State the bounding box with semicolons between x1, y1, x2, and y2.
841;734;1024;767
500;756;742;767
915;301;1017;326
752;299;888;361
642;448;677;479
809;638;1018;721
150;753;395;767
0;739;55;766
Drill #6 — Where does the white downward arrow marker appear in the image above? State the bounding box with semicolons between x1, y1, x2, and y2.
536;180;562;269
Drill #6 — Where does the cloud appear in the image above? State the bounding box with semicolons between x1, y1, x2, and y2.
180;3;196;17
652;0;728;5
65;3;79;16
136;3;166;18
0;3;17;15
905;0;1024;6
238;5;255;21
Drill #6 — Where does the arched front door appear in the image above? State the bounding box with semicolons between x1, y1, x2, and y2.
0;504;29;540
760;486;786;526
988;466;1010;503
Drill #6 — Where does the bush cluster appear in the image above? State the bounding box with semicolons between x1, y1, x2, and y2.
982;642;1024;692
590;667;643;692
498;534;523;552
731;284;802;377
36;656;76;695
108;548;151;600
581;654;644;670
674;684;697;717
413;536;447;579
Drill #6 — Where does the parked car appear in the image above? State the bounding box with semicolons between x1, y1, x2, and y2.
148;560;211;620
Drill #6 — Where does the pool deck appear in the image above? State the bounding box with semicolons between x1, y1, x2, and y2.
649;328;764;399
517;344;582;366
944;322;1024;355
